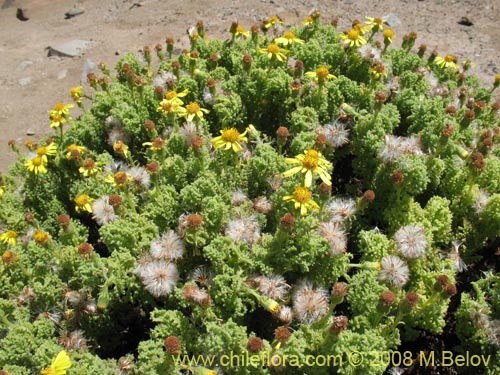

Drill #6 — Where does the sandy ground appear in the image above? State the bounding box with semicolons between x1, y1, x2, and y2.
1;0;499;172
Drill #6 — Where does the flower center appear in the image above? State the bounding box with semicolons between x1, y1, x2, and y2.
161;101;173;112
165;91;178;100
221;128;240;142
186;102;200;114
316;66;330;79
284;31;295;40
293;186;312;203
152;138;165;149
303;149;319;169
268;44;280;54
373;17;383;25
32;156;43;166
83;159;96;169
347;29;360;41
36;146;48;156
54;103;65;112
445;54;457;63
75;195;89;207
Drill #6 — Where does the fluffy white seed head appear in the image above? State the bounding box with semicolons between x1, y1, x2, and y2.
378;255;410;288
150;230;185;262
293;282;329;324
394;224;427;258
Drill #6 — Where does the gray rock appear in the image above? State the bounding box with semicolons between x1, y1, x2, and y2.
47;40;93;58
18;77;32;86
383;13;401;27
26;129;36;136
58;69;68;80
64;7;85;19
81;59;96;84
16;60;33;71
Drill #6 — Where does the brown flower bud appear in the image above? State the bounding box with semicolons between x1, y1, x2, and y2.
187;213;204;229
444;284;457;297
58;214;71;228
78;242;93;256
435;275;449;290
164;336;181;355
280;213;295;231
404;292;419;309
25;212;35;223
363;190;375;202
274;326;291;342
108;194;123;208
380;290;396;307
247;337;263;353
146;161;160;174
331;315;348;334
391;170;404;184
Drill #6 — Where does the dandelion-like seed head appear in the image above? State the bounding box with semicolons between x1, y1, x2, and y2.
92;196;118;226
378;255;410;288
293;281;329;324
190;265;214;287
326;197;357;223
318;221;347;255
139;260;179;297
225;216;260;246
394;224;427;258
150;230;185;262
254;274;291;302
184;284;212;306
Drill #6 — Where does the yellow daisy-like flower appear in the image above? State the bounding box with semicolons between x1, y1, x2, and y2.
49;113;66;129
156;99;185;116
113;140;129;158
259;43;288;62
79;158;100;177
365;16;386;32
74;194;93;213
283;186;320;216
383;28;395;44
143;137;166;151
180;102;209;122
434;54;459;71
50;102;74;117
264;15;283;30
40;350;71;375
25;155;48;175
0;230;18;246
70;86;83;103
234;25;250;39
275;31;304;47
340;29;367;48
284;149;332;187
0;185;4;199
212;127;249;153
164;89;189;106
33;229;50;245
105;171;131;188
305;65;337;84
36;143;57;158
302;15;314;26
369;63;387;80
48;103;74;129
66;144;86;160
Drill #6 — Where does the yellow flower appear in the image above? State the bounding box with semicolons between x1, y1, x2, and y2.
275;31;304;46
0;185;4;199
74;194;93;213
50;102;74;117
264;15;283;30
143;137;166;151
283;186;320;216
212;127;248;152
25;155;48;175
70;86;83;103
156;99;185;116
36;143;57;157
113;141;129;158
302;15;314;26
364;16;386;32
180;102;209;122
164;89;189;106
435;54;459;71
33;229;50;245
383;28;395;44
284;149;332;187
79;158;100;177
340;29;367;48
234;25;250;39
40;350;71;375
369;63;387;80
105;171;131;188
305;65;336;84
48;103;73;129
259;43;288;62
0;230;18;246
66;144;86;160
